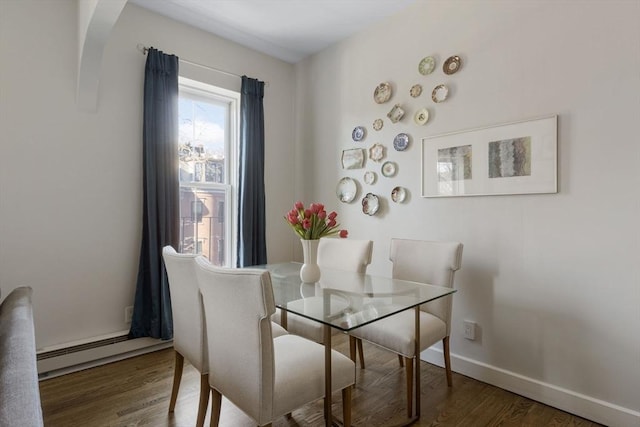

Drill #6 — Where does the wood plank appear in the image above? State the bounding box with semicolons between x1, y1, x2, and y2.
39;334;603;426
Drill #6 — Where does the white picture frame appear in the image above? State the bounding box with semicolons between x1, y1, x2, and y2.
421;115;557;197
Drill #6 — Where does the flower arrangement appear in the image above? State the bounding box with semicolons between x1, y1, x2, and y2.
285;201;348;240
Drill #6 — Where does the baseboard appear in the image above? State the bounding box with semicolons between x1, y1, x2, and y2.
420;348;639;427
37;335;173;380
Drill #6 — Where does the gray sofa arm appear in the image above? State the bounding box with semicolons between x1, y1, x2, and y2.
0;287;44;426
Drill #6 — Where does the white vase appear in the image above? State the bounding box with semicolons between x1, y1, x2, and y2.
300;239;321;283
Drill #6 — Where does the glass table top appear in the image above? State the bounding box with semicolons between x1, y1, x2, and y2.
253;262;456;332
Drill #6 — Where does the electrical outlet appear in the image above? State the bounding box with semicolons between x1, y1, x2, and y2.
125;306;134;324
463;320;476;340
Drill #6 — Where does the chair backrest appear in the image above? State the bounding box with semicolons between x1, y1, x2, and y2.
389;239;463;335
162;246;206;372
317;238;373;273
195;257;276;425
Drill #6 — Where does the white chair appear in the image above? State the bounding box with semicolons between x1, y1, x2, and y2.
162;247;289;426
162;246;210;427
279;238;373;347
194;257;355;427
349;239;463;417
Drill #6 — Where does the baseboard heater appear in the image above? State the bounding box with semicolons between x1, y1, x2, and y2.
37;330;173;380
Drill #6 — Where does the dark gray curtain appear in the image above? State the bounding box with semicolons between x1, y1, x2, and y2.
236;76;267;267
129;48;179;340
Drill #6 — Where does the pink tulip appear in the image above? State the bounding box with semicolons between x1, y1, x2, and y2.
304;209;311;219
310;203;320;214
339;230;348;238
288;215;299;225
302;219;311;229
328;211;337;220
328;219;336;228
317;203;325;211
318;210;327;220
295;201;304;210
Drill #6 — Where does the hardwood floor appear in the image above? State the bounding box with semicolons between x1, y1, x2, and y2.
40;334;601;427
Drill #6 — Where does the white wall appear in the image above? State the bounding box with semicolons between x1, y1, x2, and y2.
294;0;639;425
0;1;295;348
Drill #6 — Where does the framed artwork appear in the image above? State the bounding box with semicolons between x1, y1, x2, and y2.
341;148;365;169
421;115;557;197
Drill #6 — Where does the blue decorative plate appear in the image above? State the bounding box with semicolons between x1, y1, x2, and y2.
393;133;410;151
352;126;366;142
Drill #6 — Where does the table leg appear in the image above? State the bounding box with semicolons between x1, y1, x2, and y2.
280;309;287;330
414;306;421;418
324;324;332;427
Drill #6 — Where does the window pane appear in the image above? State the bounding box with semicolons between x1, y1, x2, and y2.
179;97;227;184
179;187;227;266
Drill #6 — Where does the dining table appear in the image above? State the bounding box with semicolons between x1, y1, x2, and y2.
254;262;456;427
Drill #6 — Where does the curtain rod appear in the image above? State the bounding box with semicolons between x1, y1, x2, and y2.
136;44;269;86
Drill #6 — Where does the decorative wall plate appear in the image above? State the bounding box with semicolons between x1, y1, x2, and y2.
381;161;397;177
393;133;410;151
372;118;383;131
443;55;461;75
391;186;406;203
387;104;405;123
362;193;380;216
414;108;429;125
418;56;435;75
336;177;357;203
432;84;449;103
373;82;392;104
369;143;385;162
410;84;422;98
364;171;376;185
352;126;366;142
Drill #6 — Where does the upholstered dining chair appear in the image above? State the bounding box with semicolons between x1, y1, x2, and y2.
348;239;463;417
162;246;210;427
194;257;355;427
278;238;373;351
162;247;289;426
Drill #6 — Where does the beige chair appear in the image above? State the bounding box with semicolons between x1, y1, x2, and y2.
162;247;289;426
349;239;463;417
162;246;210;427
194;257;355;427
280;238;373;350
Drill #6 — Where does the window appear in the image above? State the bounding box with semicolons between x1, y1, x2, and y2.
178;77;239;267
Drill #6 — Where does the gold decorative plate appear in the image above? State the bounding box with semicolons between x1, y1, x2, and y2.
443;55;461;75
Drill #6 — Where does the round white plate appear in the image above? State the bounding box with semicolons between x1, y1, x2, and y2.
432;84;449;103
373;82;392;104
391;186;406;203
362;193;380;216
418;56;436;75
381;161;397;177
393;133;410;151
364;171;376;185
414;108;429;125
352;126;366;142
336;177;357;203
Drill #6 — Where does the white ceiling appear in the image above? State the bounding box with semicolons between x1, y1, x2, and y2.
129;0;417;63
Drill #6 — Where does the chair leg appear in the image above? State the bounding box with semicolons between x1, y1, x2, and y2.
405;356;413;418
357;338;365;369
349;336;357;364
210;387;222;427
398;354;404;367
196;373;209;427
342;386;352;427
168;350;184;413
443;336;453;387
